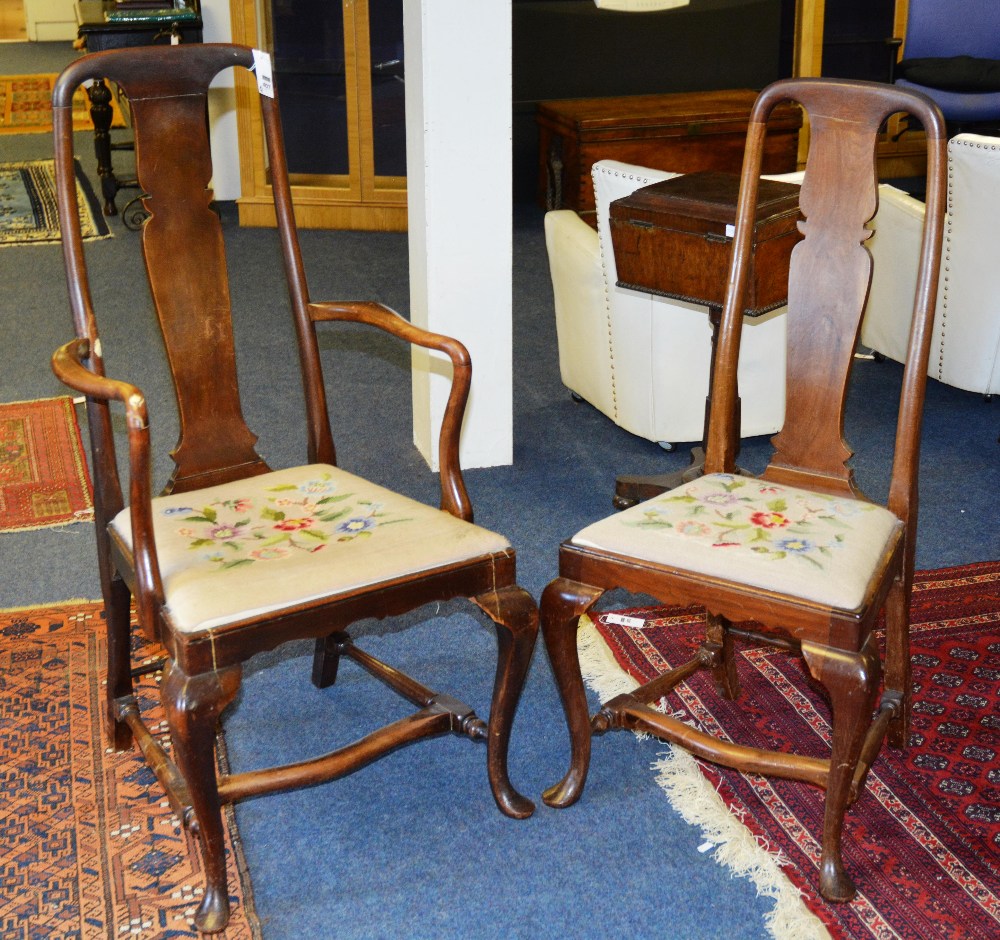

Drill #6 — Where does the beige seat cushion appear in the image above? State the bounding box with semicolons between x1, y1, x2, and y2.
572;473;901;610
111;464;510;633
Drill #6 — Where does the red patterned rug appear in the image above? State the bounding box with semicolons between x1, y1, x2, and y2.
585;561;1000;939
0;601;261;938
0;397;93;531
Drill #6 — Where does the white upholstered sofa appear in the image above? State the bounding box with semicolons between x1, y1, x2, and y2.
863;134;1000;397
545;159;791;448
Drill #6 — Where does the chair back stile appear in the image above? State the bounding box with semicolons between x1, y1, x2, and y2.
258;91;337;468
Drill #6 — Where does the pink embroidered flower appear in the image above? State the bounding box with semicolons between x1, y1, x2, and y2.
274;517;315;531
702;492;741;507
250;546;290;561
676;520;712;538
210;524;243;540
749;511;789;529
712;541;741;548
232;499;253;513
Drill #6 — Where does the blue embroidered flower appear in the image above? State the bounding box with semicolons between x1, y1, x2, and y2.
775;537;816;554
336;517;375;535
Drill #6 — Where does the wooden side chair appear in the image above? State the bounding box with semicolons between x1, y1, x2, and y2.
540;77;946;902
50;44;538;933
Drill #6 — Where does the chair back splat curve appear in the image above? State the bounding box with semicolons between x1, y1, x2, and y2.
540;77;947;904
50;43;537;934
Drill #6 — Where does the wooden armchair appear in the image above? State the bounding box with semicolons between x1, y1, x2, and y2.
540;77;946;902
50;44;537;933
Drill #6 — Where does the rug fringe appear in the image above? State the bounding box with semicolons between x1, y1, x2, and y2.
652;749;829;940
578;615;829;940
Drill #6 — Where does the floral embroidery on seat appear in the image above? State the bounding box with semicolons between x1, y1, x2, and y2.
622;474;879;569
165;473;412;569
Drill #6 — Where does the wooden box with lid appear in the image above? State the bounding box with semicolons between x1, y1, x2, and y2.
609;171;802;315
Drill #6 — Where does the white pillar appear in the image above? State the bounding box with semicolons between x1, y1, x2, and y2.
404;0;513;470
201;0;240;201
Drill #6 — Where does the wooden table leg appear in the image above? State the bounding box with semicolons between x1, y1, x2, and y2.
86;79;120;216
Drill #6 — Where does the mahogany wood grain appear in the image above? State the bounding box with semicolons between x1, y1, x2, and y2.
50;43;538;933
541;77;947;903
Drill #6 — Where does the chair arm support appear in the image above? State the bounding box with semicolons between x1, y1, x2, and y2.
307;301;473;521
51;338;166;626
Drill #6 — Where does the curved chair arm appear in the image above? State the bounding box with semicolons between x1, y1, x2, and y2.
308;300;473;522
52;338;166;628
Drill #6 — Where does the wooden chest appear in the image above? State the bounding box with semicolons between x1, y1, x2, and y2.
610;171;801;316
536;89;802;220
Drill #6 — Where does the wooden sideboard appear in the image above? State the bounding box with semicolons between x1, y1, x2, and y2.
537;90;802;221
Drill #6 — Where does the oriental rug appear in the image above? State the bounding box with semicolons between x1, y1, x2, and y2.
0;72;126;135
0;601;262;938
582;561;1000;940
0;158;110;246
0;396;93;531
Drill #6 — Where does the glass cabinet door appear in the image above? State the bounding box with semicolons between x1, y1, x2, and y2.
233;0;408;230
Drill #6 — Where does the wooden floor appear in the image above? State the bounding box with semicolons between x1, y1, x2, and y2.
0;0;27;42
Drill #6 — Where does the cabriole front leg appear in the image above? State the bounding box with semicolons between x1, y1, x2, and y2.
802;635;881;902
475;586;539;819
162;661;242;933
540;578;605;809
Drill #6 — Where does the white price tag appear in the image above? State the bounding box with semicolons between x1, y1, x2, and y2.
604;613;646;629
252;49;274;98
725;223;736;238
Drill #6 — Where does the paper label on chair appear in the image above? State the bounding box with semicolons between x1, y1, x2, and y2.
604;613;646;628
252;49;274;98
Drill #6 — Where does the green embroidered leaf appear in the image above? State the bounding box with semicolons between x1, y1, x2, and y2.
300;528;329;540
766;498;788;512
317;493;351;504
261;507;285;521
317;507;350;523
266;484;300;492
221;558;255;569
188;538;214;548
259;534;289;547
185;515;215;524
201;506;218;523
